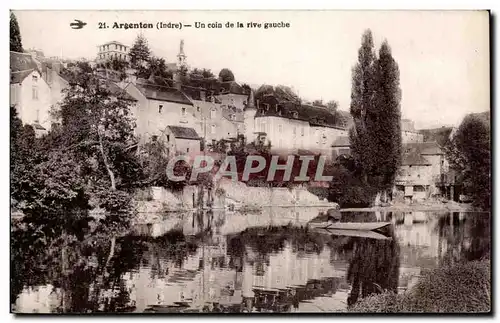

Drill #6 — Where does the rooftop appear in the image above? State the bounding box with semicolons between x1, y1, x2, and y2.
418;126;454;147
135;81;193;105
402;151;432;166
167;126;200;140
404;141;443;155
255;95;348;130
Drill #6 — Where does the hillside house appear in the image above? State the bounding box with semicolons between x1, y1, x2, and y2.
124;81;198;142
10;51;53;136
163;125;201;156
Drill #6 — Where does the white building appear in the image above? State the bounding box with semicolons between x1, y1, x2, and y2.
97;41;129;63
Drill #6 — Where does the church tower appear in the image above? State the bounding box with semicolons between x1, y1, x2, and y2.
177;39;187;68
243;89;257;143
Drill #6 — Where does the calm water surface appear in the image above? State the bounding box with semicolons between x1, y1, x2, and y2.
11;209;490;313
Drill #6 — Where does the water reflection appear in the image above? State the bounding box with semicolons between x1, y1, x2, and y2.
12;210;490;313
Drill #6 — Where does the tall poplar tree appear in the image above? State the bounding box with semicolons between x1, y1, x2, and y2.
370;41;402;196
349;30;402;204
10;12;23;52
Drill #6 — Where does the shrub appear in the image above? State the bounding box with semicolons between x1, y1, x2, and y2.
349;260;491;313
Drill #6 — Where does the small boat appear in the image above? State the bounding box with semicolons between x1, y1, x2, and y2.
313;228;391;240
307;221;391;231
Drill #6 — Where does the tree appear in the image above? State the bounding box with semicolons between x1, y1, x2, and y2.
10;12;23;52
55;63;143;216
146;56;173;82
445;114;490;209
326;100;339;113
349;31;402;205
219;68;235;82
128;34;151;70
312;99;324;106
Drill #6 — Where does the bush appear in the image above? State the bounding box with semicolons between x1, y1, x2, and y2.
349;260;491;313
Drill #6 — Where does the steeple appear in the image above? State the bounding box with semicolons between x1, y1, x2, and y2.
244;89;256;111
177;39;187;68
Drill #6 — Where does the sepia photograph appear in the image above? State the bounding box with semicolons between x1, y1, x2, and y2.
9;10;491;314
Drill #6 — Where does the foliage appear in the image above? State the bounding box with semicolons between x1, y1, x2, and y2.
349;30;402;202
254;84;301;104
10;12;23;52
326;100;339;112
128;34;151;70
349;260;491;313
444;114;490;209
218;68;235;82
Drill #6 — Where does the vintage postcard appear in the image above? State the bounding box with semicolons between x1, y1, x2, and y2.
10;10;491;314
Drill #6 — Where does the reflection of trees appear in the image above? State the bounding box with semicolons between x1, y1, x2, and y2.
345;228;400;307
12;222;200;313
436;212;490;265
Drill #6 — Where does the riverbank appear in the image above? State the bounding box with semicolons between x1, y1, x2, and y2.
349;260;491;313
340;200;475;213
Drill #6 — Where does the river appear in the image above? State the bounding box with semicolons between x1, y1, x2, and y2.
11;209;490;313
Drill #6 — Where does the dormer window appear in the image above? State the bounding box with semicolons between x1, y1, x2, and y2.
263;103;270;111
293;111;299;118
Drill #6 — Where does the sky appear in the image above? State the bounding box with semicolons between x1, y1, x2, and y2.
13;10;489;129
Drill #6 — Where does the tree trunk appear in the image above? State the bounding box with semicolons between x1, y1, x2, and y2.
97;127;116;191
373;191;381;206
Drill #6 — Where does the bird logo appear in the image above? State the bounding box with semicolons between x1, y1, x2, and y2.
70;19;87;29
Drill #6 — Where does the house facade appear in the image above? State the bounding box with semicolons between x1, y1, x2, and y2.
164;125;201;156
394;152;433;203
216;81;249;111
249;95;348;157
10;52;53;136
97;41;129;63
124;81;199;142
401;119;424;143
191;100;244;144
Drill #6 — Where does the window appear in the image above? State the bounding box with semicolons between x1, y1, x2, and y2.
261;121;266;133
278;124;283;133
211;124;216;134
158;105;163;113
230;114;235;121
197;106;201;112
32;75;38;82
32;87;38;100
293;127;297;136
187;147;190;153
181;107;186;116
151;135;158;142
167;134;170;142
301;127;305;136
210;109;216;119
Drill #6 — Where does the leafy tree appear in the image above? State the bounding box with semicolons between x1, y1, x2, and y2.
10;12;23;52
445;114;490;209
326;100;339;113
128;34;151;71
55;63;143;214
145;56;173;83
255;84;300;103
219;68;235;82
312;99;324;106
349;30;402;204
201;68;215;79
